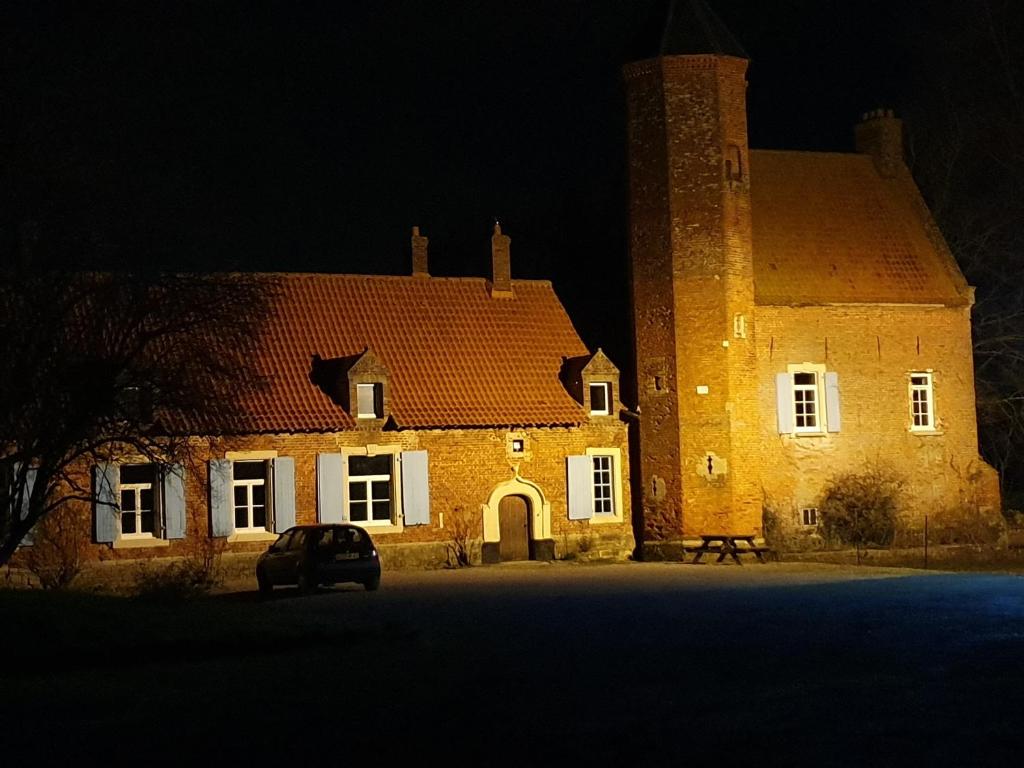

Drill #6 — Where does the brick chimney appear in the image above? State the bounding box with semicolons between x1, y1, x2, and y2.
855;108;904;179
411;226;429;277
490;221;513;298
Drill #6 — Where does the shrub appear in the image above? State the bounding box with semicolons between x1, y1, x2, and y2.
24;505;91;589
132;535;223;601
444;506;480;568
820;466;904;548
761;496;785;550
929;505;1005;546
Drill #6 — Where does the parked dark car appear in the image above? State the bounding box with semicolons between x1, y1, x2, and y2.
256;524;381;595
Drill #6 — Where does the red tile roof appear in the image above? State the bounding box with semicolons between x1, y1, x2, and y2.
223;274;590;433
750;150;970;306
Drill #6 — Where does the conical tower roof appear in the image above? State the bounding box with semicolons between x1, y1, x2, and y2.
631;0;748;61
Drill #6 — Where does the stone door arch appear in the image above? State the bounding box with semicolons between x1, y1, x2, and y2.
481;473;554;563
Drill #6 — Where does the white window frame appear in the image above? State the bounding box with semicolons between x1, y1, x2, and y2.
801;507;818;527
592;454;615;515
342;446;404;532
585;447;624;525
118;465;159;540
787;363;827;435
232;460;270;533
589;382;611;416
909;372;936;431
357;383;381;419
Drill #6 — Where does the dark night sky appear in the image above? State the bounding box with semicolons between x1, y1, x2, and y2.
0;1;982;363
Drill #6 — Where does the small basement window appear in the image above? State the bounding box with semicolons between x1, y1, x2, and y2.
589;382;611;415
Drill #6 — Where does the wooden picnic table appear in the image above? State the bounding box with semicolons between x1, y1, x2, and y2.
686;534;769;565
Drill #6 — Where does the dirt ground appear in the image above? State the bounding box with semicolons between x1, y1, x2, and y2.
2;561;1022;765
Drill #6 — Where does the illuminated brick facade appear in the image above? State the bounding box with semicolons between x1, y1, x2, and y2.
625;26;999;554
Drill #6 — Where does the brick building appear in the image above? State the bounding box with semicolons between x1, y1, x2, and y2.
73;225;633;568
627;1;1000;555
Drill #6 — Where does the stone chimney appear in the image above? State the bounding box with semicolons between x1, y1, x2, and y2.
490;221;513;298
411;226;429;277
855;108;904;179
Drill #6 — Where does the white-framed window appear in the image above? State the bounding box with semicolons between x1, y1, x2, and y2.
357;383;383;419
910;372;935;431
568;448;624;524
778;364;839;436
232;460;269;532
801;507;818;527
347;453;393;526
589;382;611;415
592;454;615;515
792;371;820;432
119;464;158;538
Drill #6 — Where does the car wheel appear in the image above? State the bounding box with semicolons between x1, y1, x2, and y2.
297;569;315;595
256;568;272;597
363;575;380;592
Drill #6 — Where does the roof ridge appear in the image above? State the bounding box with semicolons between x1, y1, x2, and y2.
248;272;555;287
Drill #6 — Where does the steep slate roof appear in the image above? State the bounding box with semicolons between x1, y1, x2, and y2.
749;150;970;306
630;0;747;60
228;274;589;434
659;0;747;58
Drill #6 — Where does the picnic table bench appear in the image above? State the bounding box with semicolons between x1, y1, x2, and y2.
686;534;769;565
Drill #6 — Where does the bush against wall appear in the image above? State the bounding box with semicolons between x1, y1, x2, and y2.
444;506;480;568
820;466;905;548
24;504;91;589
929;505;1005;547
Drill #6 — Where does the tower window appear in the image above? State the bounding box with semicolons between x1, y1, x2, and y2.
726;144;744;182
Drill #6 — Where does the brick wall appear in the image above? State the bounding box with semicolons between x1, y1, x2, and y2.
40;420;633;567
757;303;1000;535
626;54;761;543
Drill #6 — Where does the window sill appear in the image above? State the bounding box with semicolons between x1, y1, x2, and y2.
589;513;625;526
227;530;279;544
113;537;170;550
355;521;404;535
910;429;943;436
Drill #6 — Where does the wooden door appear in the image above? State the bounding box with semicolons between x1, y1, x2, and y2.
498;495;531;561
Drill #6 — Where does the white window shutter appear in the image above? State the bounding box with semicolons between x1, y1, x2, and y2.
163;464;187;540
93;463;120;544
273;457;296;532
775;373;794;434
825;372;841;432
567;455;594;520
401;450;430;525
208;459;233;537
317;453;345;524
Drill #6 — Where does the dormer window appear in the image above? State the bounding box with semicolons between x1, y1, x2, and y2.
589;382;611;416
357;383;383;419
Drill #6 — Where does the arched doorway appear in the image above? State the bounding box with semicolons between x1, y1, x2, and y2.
481;473;554;564
498;494;531;561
